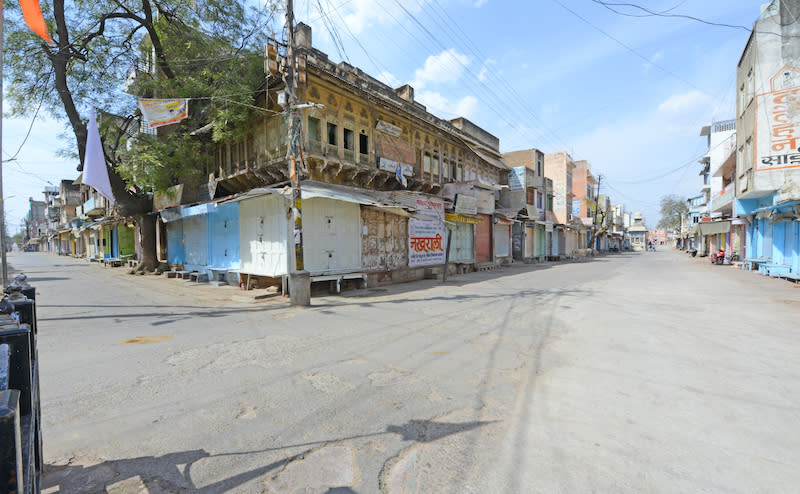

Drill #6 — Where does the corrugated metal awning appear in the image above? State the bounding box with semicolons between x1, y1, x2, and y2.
468;146;510;170
698;220;731;236
222;181;415;217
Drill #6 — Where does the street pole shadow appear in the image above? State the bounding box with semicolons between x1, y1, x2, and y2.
42;418;496;493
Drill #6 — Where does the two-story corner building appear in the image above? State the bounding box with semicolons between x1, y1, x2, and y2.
544;151;579;258
572;159;597;250
734;0;800;276
24;199;46;251
156;22;511;289
53;180;82;256
501;148;549;262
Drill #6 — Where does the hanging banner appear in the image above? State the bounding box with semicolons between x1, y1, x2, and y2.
409;197;445;267
138;98;189;128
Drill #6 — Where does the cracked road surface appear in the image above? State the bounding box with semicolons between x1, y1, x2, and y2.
12;250;800;493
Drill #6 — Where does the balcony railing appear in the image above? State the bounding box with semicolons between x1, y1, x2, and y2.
711;182;734;212
82;197;105;216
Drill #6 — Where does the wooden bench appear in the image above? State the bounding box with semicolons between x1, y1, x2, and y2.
743;258;769;271
103;258;123;268
189;272;209;283
762;263;790;277
780;272;800;283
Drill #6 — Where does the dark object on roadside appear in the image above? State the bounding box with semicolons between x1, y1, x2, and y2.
0;282;41;493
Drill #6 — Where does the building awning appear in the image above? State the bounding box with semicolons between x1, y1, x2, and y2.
222;181;414;218
698;220;731;236
468;146;510;170
181;203;214;218
72;173;84;186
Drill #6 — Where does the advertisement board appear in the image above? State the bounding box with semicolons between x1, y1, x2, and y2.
409;197;445;267
509;166;525;190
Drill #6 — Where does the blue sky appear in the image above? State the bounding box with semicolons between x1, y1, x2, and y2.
3;0;764;232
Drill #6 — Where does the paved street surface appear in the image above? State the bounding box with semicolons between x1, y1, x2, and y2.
10;249;800;493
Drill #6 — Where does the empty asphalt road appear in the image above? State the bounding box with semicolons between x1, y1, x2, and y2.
9;249;800;493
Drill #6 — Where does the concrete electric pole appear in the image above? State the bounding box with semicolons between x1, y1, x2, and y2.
1;2;9;288
285;0;310;305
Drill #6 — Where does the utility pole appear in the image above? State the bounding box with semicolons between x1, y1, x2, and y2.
1;2;9;288
592;174;602;251
285;0;310;305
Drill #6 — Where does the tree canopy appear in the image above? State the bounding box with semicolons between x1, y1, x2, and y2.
657;194;689;231
4;0;278;197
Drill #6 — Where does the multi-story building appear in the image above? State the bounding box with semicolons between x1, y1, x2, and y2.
609;204;626;250
24;199;46;250
694;119;742;257
501;148;549;261
544;151;578;257
154;22;511;288
572;159;596;249
734;0;800;274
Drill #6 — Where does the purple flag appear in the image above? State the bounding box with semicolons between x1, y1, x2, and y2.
83;109;115;203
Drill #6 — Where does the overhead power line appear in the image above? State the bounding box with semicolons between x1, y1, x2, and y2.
549;0;705;93
591;0;800;38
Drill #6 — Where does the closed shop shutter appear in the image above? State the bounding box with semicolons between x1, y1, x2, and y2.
304;198;361;272
240;194;288;276
210;202;241;270
446;222;474;263
494;224;510;257
183;214;209;271
475;214;491;262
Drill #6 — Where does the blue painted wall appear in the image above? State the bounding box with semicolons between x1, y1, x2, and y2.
166;221;185;265
209;202;241;270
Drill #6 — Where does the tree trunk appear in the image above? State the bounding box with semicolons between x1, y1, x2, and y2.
132;213;158;273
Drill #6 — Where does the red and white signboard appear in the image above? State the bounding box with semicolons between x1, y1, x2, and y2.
408;197;445;267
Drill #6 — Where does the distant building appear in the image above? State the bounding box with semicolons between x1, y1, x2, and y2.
629;212;648;251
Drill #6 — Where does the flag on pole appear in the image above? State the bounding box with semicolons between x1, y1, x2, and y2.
83;109;115;204
18;0;53;44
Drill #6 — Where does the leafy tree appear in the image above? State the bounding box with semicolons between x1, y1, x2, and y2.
4;0;276;270
657;194;689;231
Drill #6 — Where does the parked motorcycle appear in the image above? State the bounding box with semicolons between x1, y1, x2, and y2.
711;250;739;265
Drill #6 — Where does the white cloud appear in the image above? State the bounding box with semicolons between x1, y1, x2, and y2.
658;90;712;115
454;96;479;118
333;0;430;35
477;58;495;82
412;49;471;89
416;91;479;119
474;0;489;6
376;70;401;88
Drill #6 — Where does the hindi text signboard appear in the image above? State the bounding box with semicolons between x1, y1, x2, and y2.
409;197;445;267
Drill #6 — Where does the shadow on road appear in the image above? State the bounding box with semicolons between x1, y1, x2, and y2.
42;419;496;493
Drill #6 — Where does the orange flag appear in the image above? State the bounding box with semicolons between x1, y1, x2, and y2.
18;0;53;44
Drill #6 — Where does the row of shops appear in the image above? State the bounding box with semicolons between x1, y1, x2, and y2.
152;181;540;288
683;208;799;277
27;219;137;261
32;179;623;290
